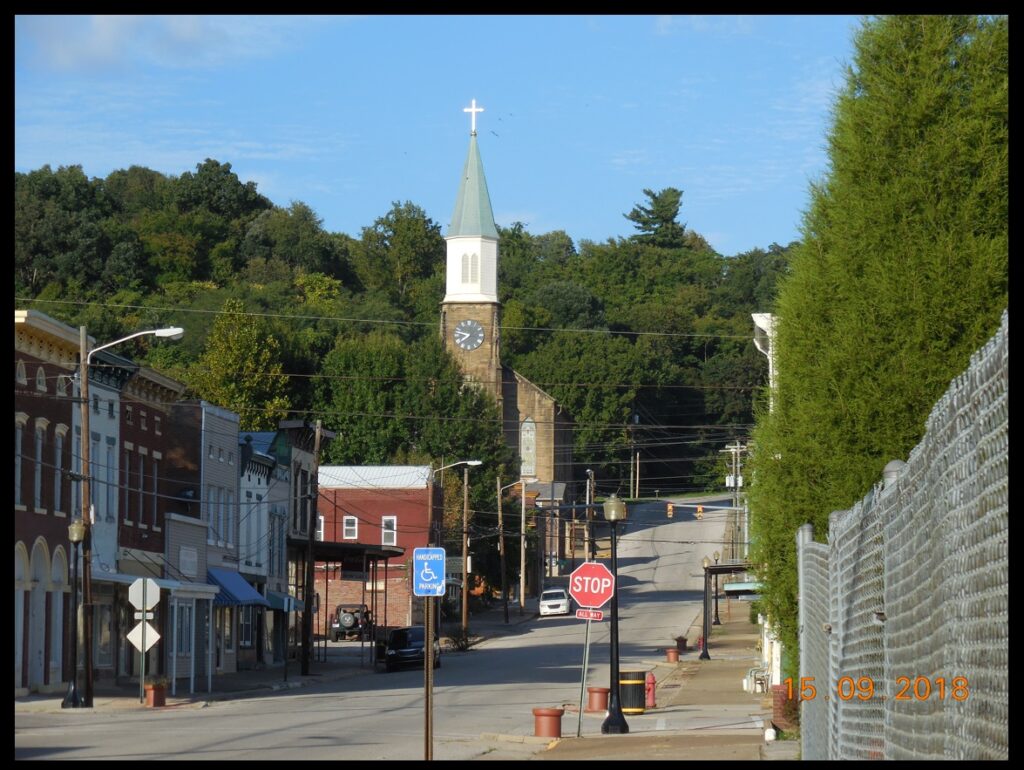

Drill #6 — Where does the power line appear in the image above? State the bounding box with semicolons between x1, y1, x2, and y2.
16;296;756;341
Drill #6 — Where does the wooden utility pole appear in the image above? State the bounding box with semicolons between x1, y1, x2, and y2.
497;476;508;624
301;420;323;676
78;327;94;707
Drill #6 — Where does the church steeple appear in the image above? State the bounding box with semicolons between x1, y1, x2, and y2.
449;133;499;239
444;99;499;303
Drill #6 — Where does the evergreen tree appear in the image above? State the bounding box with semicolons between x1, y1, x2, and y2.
746;14;1008;672
624;188;687;248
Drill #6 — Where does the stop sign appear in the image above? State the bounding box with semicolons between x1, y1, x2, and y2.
568;561;615;609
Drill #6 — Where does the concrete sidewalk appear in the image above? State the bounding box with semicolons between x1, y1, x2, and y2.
537;613;800;761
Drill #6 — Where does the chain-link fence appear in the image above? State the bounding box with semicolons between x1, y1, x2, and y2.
798;309;1007;760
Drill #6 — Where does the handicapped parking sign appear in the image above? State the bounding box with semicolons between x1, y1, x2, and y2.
413;548;446;597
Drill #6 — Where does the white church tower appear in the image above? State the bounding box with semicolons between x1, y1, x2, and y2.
441;99;502;397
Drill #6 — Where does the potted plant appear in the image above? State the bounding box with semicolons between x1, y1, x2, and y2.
144;675;169;708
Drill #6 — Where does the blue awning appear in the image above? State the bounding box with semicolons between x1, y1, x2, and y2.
266;590;304;612
207;568;271;607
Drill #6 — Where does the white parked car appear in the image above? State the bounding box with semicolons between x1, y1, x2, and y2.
539;588;571;616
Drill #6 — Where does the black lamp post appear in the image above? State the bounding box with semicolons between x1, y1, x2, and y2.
62;517;85;708
601;493;629;735
712;550;721;625
700;555;711;660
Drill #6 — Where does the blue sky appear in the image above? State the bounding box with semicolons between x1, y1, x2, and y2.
15;15;862;257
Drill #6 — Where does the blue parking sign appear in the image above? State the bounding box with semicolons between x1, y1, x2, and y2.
413;548;446;597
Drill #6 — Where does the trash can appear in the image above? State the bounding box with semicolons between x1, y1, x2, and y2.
620;670;647;715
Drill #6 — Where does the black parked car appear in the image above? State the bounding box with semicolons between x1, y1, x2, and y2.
382;626;441;672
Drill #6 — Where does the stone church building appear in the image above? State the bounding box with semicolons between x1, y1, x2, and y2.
439;101;574;513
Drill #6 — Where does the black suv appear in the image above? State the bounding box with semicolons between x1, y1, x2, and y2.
382;626;441;672
330;604;371;641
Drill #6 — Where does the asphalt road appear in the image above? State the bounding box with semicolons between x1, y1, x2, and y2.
15;497;735;761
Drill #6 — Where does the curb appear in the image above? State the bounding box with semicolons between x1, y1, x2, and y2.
479;732;559;746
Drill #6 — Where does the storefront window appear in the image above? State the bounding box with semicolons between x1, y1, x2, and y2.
222;606;234;651
94;603;113;668
240;606;253;649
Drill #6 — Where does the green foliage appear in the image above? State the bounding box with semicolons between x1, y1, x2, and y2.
517;331;646;481
748;14;1008;662
15;149;789;499
188;298;291;430
624;187;687;248
352;201;444;302
174;158;271;221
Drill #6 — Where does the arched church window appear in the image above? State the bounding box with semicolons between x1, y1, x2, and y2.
461;253;480;285
520;418;536;477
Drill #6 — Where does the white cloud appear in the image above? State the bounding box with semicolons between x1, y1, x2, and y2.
17;15;352;73
609;149;649;169
654;15;755;36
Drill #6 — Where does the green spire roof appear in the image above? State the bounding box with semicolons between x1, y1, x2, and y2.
449;134;499;239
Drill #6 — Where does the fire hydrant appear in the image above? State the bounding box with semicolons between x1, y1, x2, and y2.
645;671;657;709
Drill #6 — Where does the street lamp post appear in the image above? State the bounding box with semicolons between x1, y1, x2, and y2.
700;556;711;660
61;517;85;708
78;324;184;707
713;551;721;625
601;493;629;735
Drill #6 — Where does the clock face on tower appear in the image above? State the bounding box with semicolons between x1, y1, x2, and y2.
453;319;485;351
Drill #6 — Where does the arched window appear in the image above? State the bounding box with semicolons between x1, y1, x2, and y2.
16;360;27;385
520;418;537;477
56;375;68;398
461;253;480;284
53;426;68;514
33;419;50;511
49;549;67;684
35;367;47;392
15;413;28;507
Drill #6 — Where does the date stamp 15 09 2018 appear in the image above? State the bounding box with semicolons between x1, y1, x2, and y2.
784;676;970;703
